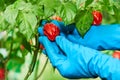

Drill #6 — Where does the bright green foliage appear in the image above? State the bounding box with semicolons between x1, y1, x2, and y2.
85;0;94;8
6;56;25;72
0;0;120;80
1;0;120;37
56;2;77;25
39;0;60;18
113;5;120;23
4;5;18;25
75;9;93;37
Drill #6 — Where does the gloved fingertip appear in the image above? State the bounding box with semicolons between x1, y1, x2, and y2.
60;33;65;36
39;36;49;45
67;35;74;40
73;29;79;35
67;35;81;44
55;36;64;44
38;36;44;44
41;20;47;26
51;20;65;31
56;36;74;55
51;20;61;27
38;27;44;36
56;36;75;48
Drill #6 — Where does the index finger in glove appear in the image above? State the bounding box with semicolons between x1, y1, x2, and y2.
38;27;44;36
55;36;79;57
38;20;47;36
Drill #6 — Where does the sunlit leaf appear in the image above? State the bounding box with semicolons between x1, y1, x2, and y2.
39;0;60;18
4;5;18;24
56;2;77;25
17;12;37;39
17;32;32;53
85;0;94;8
75;10;93;37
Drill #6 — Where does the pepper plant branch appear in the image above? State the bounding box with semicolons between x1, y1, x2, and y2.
24;18;42;80
33;52;41;80
36;58;48;80
24;34;39;80
4;31;14;64
4;31;14;80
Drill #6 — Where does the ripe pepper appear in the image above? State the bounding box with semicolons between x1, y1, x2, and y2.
43;23;60;41
0;68;5;80
112;50;120;59
92;10;102;25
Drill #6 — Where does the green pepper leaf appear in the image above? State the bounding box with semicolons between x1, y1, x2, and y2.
75;9;93;38
0;0;5;11
0;15;8;31
31;5;44;17
103;0;110;5
14;0;33;12
17;12;37;39
0;53;4;62
113;5;120;23
85;0;94;8
3;5;18;24
39;0;60;18
56;2;77;25
6;56;24;72
17;32;31;53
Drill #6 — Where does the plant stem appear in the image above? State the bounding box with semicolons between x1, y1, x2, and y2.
33;59;40;80
4;32;14;63
33;53;42;80
24;34;39;80
35;58;48;80
4;31;14;80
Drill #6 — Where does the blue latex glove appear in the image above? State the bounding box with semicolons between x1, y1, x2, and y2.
38;20;120;50
39;35;120;80
67;24;120;50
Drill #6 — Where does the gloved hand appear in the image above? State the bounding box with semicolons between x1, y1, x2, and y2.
38;20;120;50
38;20;75;36
39;35;120;80
67;24;120;50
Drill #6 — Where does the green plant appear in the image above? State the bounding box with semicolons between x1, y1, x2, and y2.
0;0;120;80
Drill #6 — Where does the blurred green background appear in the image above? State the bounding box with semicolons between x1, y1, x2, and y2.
5;50;113;80
0;0;119;79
